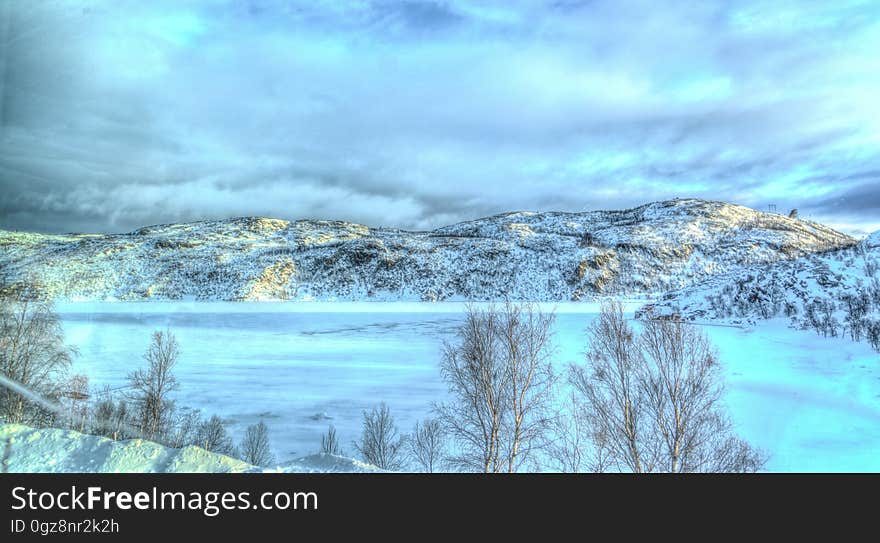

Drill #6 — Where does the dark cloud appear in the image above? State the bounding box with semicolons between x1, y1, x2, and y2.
1;0;879;235
369;0;464;34
812;180;880;215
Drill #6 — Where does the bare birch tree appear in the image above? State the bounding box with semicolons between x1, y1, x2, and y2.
128;330;179;440
639;318;766;473
196;414;237;457
435;303;556;473
435;305;504;472
639;318;718;473
0;299;75;425
569;300;652;472
354;403;406;470
547;392;611;473
499;303;556;472
570;303;766;473
240;420;275;466
409;418;445;473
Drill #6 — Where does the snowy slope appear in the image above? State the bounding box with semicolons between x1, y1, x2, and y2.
0;424;379;473
0;199;854;302
649;236;880;350
863;230;880;249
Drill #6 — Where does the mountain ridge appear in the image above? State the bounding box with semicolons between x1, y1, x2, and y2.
0;198;856;302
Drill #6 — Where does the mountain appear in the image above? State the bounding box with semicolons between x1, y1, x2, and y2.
0;199;855;302
0;424;379;473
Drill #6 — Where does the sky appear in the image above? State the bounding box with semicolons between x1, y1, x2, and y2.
1;0;879;236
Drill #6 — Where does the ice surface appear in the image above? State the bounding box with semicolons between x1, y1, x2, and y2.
56;302;880;472
705;320;880;472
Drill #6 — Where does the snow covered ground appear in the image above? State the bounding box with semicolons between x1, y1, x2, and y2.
0;424;257;473
54;302;880;472
0;424;380;473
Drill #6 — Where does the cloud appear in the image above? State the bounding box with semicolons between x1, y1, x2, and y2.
1;0;879;234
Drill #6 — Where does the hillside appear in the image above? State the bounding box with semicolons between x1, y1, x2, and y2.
650;233;880;351
0;199;855;302
0;424;378;473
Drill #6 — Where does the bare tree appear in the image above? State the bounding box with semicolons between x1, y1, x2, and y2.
702;427;767;473
547;402;585;473
435;303;556;473
569;300;651;472
91;387;130;441
196;415;237;457
320;425;342;455
570;303;766;473
409;418;445;473
639;318;726;473
166;407;203;449
868;320;880;351
499;303;557;471
128;330;179;440
547;393;610;473
435;304;504;472
354;403;406;470
642;320;768;472
0;299;75;425
240;420;275;466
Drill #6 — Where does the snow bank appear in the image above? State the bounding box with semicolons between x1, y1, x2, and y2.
0;424;379;473
0;424;256;473
863;230;880;249
281;454;383;473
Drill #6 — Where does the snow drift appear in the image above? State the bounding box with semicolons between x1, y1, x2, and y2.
0;424;378;473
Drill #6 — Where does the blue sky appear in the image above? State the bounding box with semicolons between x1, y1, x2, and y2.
1;0;879;234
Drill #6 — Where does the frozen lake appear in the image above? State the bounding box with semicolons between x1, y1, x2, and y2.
57;302;880;471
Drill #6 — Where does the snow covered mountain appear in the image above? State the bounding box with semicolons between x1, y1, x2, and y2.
0;424;379;473
649;231;880;351
0;199;854;302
